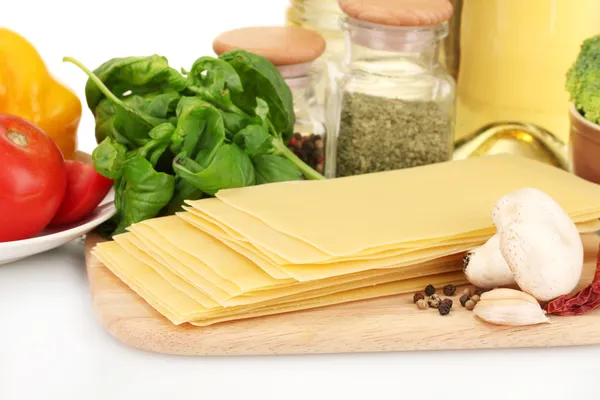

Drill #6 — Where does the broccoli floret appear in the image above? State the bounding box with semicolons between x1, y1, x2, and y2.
566;35;600;125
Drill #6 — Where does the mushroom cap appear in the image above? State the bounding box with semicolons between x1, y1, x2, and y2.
496;189;584;301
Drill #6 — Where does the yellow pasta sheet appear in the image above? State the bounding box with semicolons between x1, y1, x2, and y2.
123;228;462;308
214;155;600;258
114;227;464;307
93;241;465;325
175;211;479;281
182;202;492;264
177;211;598;281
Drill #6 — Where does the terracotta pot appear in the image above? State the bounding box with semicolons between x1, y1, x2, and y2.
570;104;600;184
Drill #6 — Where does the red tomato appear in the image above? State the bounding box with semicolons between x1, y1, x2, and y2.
0;114;67;242
48;160;113;227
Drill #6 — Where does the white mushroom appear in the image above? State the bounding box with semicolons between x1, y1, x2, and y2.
463;234;516;289
494;188;583;302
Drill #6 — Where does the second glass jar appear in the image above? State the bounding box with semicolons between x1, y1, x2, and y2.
328;11;456;178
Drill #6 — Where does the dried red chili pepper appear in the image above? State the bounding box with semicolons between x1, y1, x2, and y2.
545;243;600;316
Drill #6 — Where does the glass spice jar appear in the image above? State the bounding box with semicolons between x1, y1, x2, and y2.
212;26;329;175
329;0;457;178
285;0;346;106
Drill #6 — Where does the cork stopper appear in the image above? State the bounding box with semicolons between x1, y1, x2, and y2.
338;0;453;27
213;26;326;66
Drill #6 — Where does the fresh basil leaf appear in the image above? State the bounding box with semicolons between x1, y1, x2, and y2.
174;143;255;195
219;110;247;138
252;154;303;184
144;91;181;118
233;124;272;156
112;156;175;235
84;55;186;113
135;123;176;167
92;137;127;180
255;97;270;124
65;57;166;149
164;177;204;215
171;100;225;167
94;99;118;144
186;56;243;93
219;50;295;139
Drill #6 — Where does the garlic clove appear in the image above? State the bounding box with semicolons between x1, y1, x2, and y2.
473;288;550;326
479;287;539;305
463;234;516;289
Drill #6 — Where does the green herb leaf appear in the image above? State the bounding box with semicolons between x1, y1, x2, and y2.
233;124;272;156
94;98;119;144
186;56;243;94
133;122;176;167
92;137;127;180
64;57;166;148
143;91;181;118
171;99;225;166
174;143;255;195
219;50;295;140
84;55;186;113
164;177;204;215
252;154;303;184
112;156;175;235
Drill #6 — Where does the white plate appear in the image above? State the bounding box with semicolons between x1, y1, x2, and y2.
0;190;116;265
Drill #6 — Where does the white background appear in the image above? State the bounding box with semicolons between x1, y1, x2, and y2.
1;1;598;399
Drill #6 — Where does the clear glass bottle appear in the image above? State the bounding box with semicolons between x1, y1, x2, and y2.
329;4;456;178
286;0;345;64
279;64;327;175
285;0;345;109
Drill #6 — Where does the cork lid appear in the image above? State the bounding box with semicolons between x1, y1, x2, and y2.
213;26;326;66
338;0;453;27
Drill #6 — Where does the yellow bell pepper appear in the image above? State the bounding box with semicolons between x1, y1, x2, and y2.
0;28;82;159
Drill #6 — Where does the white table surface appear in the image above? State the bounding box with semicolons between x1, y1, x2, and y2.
2;0;599;399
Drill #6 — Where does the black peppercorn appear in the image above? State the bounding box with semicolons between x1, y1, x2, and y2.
474;288;485;296
438;303;451;315
425;284;436;296
442;298;453;308
413;293;425;303
443;284;456;296
459;294;470;307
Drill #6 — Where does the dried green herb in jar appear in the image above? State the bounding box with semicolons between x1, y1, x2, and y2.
335;92;451;177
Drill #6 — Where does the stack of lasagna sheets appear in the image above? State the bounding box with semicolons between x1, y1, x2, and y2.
93;155;600;326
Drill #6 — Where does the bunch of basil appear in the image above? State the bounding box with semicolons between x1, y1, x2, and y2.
64;51;323;237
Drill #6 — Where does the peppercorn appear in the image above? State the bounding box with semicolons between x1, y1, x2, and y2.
465;300;476;310
474;288;485;296
438;303;451;315
443;284;456;296
459;294;470;307
416;299;428;310
442;298;453;308
413;293;425;303
471;294;481;303
428;294;441;308
462;287;472;297
425;284;436;296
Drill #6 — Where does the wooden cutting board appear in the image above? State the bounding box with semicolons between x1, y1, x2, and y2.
85;232;600;356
